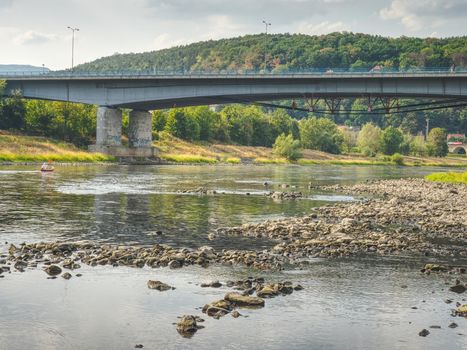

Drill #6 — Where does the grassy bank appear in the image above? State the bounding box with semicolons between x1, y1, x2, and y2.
425;172;467;184
0;133;115;163
154;134;467;167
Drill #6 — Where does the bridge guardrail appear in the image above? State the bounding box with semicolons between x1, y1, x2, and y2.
1;67;467;79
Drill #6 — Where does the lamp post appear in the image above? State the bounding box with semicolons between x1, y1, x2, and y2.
262;20;271;71
67;26;79;72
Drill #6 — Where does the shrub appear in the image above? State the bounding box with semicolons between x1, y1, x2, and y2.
390;153;404;165
427;128;448;157
273;133;302;161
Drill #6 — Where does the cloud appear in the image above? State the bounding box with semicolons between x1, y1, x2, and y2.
141;0;340;23
0;0;13;8
380;0;467;31
13;30;58;45
297;20;350;35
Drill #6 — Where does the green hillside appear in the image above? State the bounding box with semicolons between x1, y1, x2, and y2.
75;32;467;72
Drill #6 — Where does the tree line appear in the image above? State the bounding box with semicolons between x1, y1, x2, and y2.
74;32;467;73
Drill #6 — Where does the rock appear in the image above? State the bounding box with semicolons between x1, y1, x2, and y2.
168;260;182;269
147;280;173;291
176;315;202;337
224;293;265;307
61;272;72;280
202;299;232;317
455;304;467;317
44;265;62;276
418;329;430;337
231;311;241;318
135;345;143;349
207;233;218;241
449;284;466;294
256;285;277;298
294;284;304;291
200;281;222;288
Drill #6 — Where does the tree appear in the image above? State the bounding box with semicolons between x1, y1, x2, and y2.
273;134;302;161
357;123;382;156
299;117;343;154
0;90;26;131
165;108;200;140
427;128;448;157
380;126;403;155
152;110;167;132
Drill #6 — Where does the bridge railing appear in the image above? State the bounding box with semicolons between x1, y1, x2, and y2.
1;67;467;78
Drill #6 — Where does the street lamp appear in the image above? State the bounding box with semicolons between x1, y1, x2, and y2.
262;20;271;34
262;20;271;71
67;26;79;72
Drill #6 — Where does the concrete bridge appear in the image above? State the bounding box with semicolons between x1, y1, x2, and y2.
449;144;467;154
2;70;467;157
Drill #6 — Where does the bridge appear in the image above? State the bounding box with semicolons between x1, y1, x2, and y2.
2;69;467;157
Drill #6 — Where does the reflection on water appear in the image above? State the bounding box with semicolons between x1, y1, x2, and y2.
1;164;466;350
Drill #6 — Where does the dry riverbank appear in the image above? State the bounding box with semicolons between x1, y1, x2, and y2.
222;178;467;260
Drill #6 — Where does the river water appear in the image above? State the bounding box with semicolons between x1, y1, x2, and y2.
0;164;465;349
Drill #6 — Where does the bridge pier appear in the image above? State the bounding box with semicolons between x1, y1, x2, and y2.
90;107;156;158
96;107;122;147
129;110;153;148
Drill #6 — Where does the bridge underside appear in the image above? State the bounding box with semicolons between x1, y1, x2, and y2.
112;92;467;110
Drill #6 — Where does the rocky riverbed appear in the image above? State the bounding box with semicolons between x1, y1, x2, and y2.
2;179;466;276
221;178;467;259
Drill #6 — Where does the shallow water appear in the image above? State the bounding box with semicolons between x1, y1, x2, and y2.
0;164;466;349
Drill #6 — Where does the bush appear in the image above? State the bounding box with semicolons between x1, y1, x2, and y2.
357;123;381;156
380;126;403;155
409;134;428;156
273;133;302;161
427;128;448;157
390;153;404;165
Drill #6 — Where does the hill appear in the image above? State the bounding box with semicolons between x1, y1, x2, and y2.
0;64;50;73
75;32;467;72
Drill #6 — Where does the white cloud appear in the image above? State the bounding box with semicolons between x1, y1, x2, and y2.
13;30;58;45
380;0;467;31
297;20;349;35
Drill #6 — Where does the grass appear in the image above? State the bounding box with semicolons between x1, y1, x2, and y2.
425;172;467;184
153;133;467;167
225;157;241;164
160;154;218;164
0;133;114;163
254;157;289;164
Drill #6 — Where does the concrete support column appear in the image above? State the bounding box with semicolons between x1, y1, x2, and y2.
96;107;122;146
128;110;152;148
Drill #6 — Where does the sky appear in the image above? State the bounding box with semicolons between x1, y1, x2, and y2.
0;0;466;70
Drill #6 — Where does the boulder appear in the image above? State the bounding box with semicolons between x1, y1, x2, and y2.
176;315;203;337
455;304;467;317
224;293;265;307
44;265;62;276
147;280;173;291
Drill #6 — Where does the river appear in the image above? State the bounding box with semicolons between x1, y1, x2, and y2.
0;164;465;349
